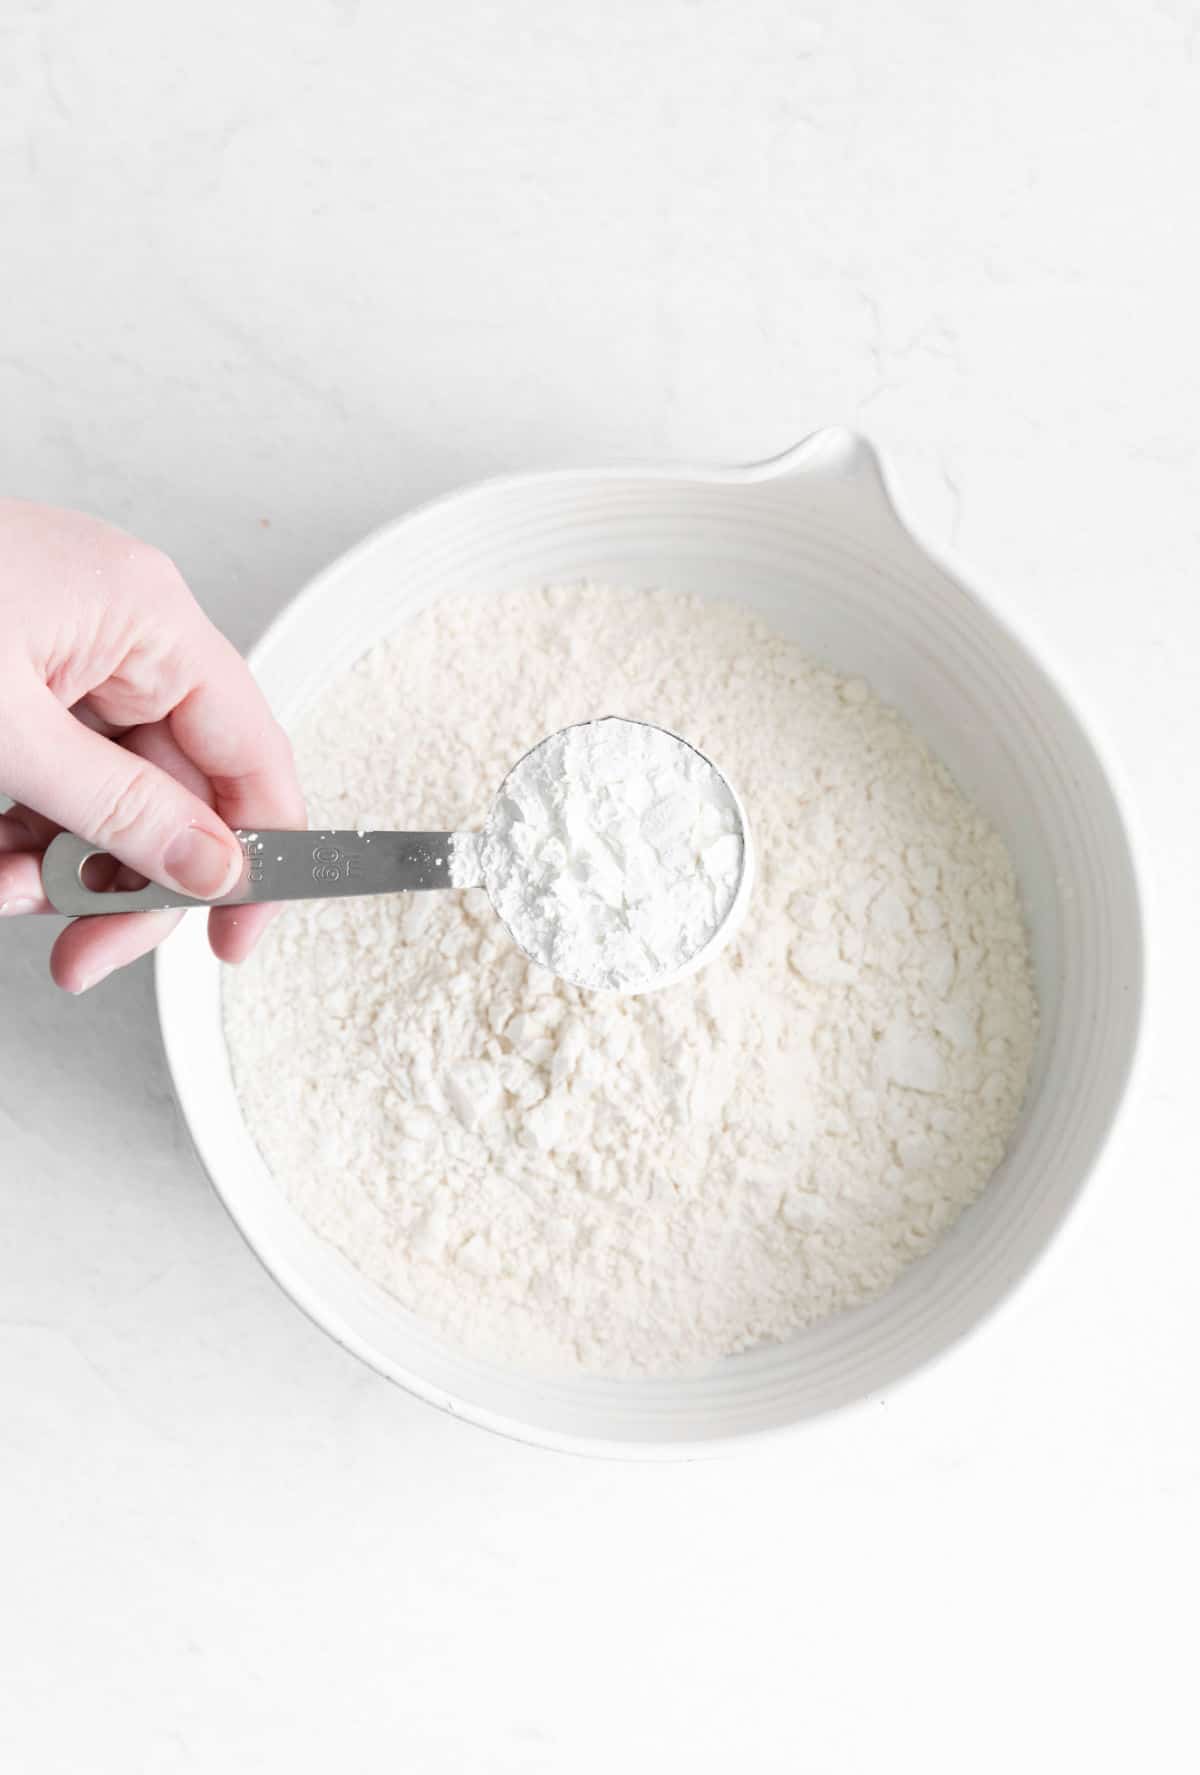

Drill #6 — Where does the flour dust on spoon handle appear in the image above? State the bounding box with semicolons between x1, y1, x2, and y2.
39;718;751;995
40;827;462;914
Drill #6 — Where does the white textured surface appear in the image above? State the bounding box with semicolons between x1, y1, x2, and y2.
0;2;1195;1771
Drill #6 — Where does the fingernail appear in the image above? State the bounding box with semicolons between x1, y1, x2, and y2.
163;827;242;899
68;961;114;993
0;897;38;916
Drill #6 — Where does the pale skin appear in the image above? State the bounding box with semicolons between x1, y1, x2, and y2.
0;500;305;992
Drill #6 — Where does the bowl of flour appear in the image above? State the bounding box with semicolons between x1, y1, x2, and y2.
157;430;1143;1456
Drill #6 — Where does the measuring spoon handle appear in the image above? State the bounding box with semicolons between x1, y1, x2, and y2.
41;829;470;916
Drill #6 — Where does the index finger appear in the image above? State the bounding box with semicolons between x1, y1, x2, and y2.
170;629;306;964
170;629;306;831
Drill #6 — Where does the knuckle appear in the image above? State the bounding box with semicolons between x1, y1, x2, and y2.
110;534;190;605
100;674;168;726
90;763;160;851
138;544;188;603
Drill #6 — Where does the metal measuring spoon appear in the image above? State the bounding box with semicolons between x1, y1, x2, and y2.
42;825;464;914
40;719;751;991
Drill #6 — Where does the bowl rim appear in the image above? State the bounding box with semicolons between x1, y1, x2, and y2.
154;427;1148;1460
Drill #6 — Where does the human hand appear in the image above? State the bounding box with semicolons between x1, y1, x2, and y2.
0;500;305;991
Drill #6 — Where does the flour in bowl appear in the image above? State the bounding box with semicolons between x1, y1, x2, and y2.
223;582;1038;1377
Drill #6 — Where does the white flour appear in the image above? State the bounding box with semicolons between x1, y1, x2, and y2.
223;582;1038;1377
476;717;744;991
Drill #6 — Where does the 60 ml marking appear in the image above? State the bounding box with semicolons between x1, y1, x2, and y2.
312;843;363;885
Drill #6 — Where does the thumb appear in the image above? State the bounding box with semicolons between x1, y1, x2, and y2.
8;690;243;899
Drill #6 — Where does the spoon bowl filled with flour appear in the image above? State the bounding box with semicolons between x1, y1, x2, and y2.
464;717;751;993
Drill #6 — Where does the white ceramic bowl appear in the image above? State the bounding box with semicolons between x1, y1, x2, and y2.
156;429;1144;1458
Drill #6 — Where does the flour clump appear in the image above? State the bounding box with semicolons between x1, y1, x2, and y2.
479;717;745;991
223;581;1038;1378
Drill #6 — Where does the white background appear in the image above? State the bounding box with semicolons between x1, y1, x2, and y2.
1;2;1197;1770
